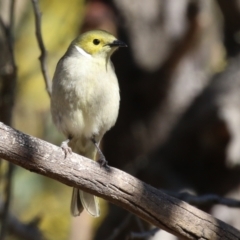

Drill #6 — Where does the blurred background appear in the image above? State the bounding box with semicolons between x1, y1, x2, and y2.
1;0;240;239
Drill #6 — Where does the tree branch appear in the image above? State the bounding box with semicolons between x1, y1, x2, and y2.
128;227;159;239
0;122;239;240
164;191;240;208
31;0;51;97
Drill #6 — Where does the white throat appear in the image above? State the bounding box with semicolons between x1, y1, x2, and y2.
75;45;92;59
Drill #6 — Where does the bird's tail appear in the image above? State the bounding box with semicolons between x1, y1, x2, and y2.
70;188;100;217
70;139;100;217
71;187;83;216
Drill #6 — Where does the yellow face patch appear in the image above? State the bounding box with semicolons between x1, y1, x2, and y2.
74;30;117;56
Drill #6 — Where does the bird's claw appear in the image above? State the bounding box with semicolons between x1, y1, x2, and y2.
61;141;72;158
91;137;109;168
97;157;108;168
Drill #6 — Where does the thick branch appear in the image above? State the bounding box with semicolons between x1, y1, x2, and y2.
0;122;239;240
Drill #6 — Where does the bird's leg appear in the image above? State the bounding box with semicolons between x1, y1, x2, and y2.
61;137;72;158
91;137;108;167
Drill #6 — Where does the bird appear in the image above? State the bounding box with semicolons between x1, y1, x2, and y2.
50;29;127;217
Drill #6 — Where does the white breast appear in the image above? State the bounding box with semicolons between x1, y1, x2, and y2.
51;52;120;140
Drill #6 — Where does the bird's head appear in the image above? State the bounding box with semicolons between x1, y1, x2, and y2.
72;30;127;59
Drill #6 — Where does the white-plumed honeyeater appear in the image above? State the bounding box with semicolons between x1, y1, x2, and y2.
50;30;127;217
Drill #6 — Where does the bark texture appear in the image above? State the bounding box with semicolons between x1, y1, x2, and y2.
0;122;239;240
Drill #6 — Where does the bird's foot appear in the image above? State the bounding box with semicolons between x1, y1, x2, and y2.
97;156;108;168
91;136;109;168
61;139;72;158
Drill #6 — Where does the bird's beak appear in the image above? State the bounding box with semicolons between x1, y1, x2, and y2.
108;40;127;48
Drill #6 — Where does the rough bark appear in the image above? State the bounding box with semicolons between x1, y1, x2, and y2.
0;122;239;240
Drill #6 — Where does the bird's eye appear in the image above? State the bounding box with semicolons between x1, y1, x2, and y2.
93;39;100;45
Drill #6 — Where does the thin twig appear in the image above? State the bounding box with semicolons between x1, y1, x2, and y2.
129;217;159;240
128;228;159;240
8;0;15;62
164;190;240;208
31;0;51;97
134;217;145;232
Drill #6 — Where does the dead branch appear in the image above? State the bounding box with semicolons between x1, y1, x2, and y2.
128;228;159;240
164;190;240;208
0;122;239;240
